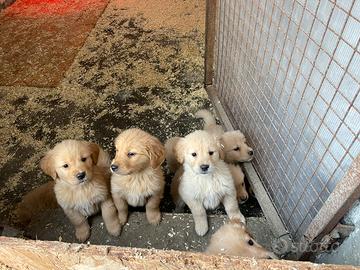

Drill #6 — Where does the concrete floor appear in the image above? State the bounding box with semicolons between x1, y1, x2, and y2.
0;0;270;253
22;211;275;252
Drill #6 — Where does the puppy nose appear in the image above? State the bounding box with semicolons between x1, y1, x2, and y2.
200;164;209;172
76;171;86;180
111;164;118;172
248;150;254;156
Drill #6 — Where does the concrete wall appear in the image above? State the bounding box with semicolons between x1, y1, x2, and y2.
315;200;360;266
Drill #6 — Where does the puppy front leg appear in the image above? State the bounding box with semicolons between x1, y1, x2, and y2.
112;194;128;225
186;200;208;236
146;194;162;225
64;208;90;242
101;198;121;236
222;194;246;224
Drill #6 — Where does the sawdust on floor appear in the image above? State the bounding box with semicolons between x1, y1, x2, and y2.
0;0;210;223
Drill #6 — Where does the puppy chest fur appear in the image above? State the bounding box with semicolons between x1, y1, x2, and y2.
111;168;164;207
55;180;108;217
180;162;235;210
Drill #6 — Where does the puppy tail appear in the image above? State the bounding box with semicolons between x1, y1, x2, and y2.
195;109;216;129
14;181;58;227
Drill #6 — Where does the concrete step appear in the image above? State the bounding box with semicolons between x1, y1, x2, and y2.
25;210;275;253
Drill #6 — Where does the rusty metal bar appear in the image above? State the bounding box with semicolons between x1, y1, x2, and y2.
205;0;218;85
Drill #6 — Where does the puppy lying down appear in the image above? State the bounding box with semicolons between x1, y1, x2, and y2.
171;130;245;236
195;109;254;163
110;128;165;226
206;219;277;259
16;140;121;242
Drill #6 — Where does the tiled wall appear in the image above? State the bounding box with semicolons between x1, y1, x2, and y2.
214;0;360;239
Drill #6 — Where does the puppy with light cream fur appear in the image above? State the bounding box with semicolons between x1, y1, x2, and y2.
166;138;248;203
171;130;245;236
195;109;254;163
206;219;277;259
38;140;120;242
110;128;165;226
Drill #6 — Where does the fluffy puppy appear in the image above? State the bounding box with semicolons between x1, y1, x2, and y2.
110;128;165;226
166;142;249;204
171;130;245;236
206;219;278;258
39;140;121;242
195;109;254;163
228;164;249;203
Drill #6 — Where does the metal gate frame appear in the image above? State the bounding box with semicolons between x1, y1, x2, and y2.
204;0;360;258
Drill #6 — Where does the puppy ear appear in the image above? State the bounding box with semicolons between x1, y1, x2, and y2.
40;150;57;180
235;130;246;140
174;138;185;164
87;142;100;165
147;137;165;169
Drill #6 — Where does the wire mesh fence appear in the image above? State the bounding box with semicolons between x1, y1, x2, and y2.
213;0;360;239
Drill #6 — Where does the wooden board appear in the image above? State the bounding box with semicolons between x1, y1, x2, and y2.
0;237;358;270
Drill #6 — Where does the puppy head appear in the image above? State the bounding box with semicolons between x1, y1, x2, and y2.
40;140;100;185
175;130;222;175
207;219;277;259
111;128;165;175
220;130;254;163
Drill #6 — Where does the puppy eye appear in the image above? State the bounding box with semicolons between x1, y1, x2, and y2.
191;152;197;157
127;152;136;157
234;147;240;151
81;157;86;162
63;164;69;168
248;239;254;246
209;151;214;156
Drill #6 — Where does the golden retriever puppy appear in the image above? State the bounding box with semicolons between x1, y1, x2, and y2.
110;128;165;226
171;130;245;236
39;140;121;242
166;142;249;204
206;219;277;259
195;109;254;163
228;164;249;203
165;136;181;174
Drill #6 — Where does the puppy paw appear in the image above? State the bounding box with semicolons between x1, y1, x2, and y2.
229;212;246;225
195;220;208;236
106;219;121;236
75;225;90;242
118;213;128;226
147;210;161;225
238;214;246;224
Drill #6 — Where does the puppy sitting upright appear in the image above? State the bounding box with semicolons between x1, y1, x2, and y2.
171;130;245;236
110;128;165;226
40;140;121;242
195;109;254;163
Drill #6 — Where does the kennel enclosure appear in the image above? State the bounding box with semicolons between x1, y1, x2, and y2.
205;0;360;249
